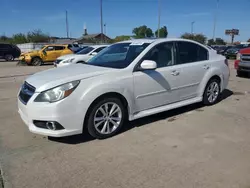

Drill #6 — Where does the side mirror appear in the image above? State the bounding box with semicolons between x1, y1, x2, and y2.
140;60;157;70
42;50;47;55
91;52;98;56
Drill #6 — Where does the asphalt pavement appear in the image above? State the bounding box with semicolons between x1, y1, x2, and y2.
0;61;250;188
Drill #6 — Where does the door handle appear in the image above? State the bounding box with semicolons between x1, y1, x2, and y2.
203;65;210;70
171;70;180;76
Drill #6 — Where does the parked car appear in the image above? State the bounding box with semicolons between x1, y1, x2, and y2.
234;47;250;77
18;38;230;139
67;43;81;53
54;45;108;67
19;44;73;66
0;43;21;61
216;45;233;55
224;44;250;59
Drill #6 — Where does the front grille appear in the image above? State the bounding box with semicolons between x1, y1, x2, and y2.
19;82;36;104
55;59;62;64
241;54;250;62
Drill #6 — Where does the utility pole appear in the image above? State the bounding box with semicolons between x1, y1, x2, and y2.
104;23;106;43
66;10;69;38
212;0;219;40
100;0;104;43
191;21;195;34
157;0;161;38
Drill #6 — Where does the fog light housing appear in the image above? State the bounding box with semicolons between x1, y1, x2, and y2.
33;120;64;130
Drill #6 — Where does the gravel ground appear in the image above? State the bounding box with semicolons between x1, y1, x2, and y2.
0;60;250;188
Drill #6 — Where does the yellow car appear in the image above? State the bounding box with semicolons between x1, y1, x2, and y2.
19;44;73;66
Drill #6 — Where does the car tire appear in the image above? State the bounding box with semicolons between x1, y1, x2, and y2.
5;54;14;61
203;79;221;105
32;57;43;66
237;70;245;77
86;97;126;139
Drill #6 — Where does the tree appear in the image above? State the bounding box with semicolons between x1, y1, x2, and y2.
0;35;11;43
207;39;215;46
215;38;226;45
27;29;50;43
132;25;154;38
155;26;168;38
247;38;250;42
12;33;28;44
113;35;131;42
181;33;207;44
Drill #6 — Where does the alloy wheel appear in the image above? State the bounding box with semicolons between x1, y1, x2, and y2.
207;81;219;103
94;102;122;135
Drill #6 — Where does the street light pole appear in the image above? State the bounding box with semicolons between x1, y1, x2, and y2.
191;21;195;34
157;0;161;38
100;0;104;43
65;10;69;38
212;0;219;40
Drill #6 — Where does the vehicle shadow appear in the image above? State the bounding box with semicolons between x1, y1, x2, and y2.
49;89;233;145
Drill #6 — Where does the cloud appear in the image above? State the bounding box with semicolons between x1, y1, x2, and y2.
43;13;65;22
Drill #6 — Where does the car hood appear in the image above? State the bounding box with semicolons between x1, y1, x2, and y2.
57;54;76;60
26;64;115;92
227;48;239;53
239;47;250;54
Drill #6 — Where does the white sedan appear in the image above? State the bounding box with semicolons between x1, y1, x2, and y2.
54;45;108;67
18;38;229;139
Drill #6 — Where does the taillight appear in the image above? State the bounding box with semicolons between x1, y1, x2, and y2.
234;60;240;70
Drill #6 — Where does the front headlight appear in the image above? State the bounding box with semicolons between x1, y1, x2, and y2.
236;53;242;60
234;50;239;54
62;58;75;64
34;81;80;103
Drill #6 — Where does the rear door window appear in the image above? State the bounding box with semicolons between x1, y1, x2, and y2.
176;41;208;64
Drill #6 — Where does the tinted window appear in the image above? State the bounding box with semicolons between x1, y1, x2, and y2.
55;46;65;50
93;47;106;53
77;47;94;54
87;42;150;69
143;42;174;68
44;46;55;51
0;44;11;49
177;42;208;64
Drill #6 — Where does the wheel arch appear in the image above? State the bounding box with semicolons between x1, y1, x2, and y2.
83;92;130;130
198;70;223;98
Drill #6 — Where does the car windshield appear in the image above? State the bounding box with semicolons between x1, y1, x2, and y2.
86;42;150;69
77;47;94;54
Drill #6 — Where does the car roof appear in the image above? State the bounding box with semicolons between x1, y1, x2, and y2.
118;38;211;50
119;38;206;45
45;44;69;47
90;45;109;48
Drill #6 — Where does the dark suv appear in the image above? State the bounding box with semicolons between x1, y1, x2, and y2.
0;43;21;61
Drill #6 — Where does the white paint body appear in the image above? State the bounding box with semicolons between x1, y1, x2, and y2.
18;38;230;137
55;45;108;67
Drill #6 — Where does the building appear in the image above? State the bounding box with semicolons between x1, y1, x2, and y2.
76;26;111;44
76;33;111;44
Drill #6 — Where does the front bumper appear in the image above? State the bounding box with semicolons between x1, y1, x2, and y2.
17;94;83;137
19;56;32;64
238;62;250;72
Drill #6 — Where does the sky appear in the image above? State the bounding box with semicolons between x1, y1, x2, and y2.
1;0;250;42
